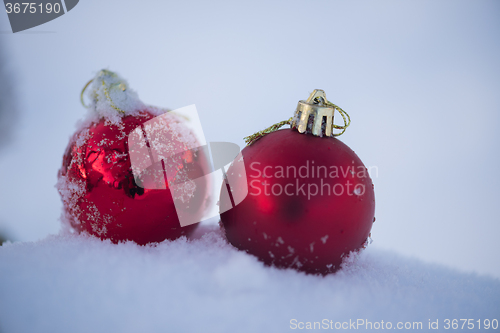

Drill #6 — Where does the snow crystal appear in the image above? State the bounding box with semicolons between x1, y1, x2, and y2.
321;235;329;244
309;242;315;253
76;69;167;130
56;174;86;231
0;225;499;333
83;70;146;124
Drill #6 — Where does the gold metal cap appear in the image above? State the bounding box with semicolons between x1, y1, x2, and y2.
292;89;336;137
244;89;350;146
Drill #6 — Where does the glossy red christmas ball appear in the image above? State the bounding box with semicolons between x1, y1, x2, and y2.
57;70;210;244
58;111;210;244
219;128;375;274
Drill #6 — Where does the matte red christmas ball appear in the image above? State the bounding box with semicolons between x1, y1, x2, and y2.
57;70;210;244
219;90;375;274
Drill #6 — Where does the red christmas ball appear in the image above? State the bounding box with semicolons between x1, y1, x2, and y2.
220;93;375;274
57;70;210;244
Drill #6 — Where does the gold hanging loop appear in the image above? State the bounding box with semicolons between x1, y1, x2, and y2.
80;79;93;108
102;80;126;114
244;117;293;146
79;70;127;114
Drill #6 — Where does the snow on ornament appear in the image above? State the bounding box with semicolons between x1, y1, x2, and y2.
219;90;375;274
57;70;211;244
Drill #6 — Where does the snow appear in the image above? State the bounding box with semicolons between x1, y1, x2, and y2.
77;69;167;129
1;224;499;333
82;69;146;124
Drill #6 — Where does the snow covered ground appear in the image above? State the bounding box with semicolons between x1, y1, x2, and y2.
1;224;499;333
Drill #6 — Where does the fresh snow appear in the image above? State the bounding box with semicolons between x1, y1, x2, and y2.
77;69;166;129
83;69;146;124
1;223;499;333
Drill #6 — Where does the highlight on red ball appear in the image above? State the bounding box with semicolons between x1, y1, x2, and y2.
127;104;248;227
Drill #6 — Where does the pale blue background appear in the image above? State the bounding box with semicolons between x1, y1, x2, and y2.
0;0;499;278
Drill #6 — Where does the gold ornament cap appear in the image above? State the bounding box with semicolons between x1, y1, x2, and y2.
291;89;337;137
244;89;350;145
